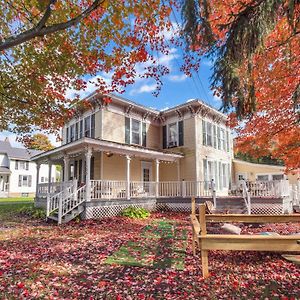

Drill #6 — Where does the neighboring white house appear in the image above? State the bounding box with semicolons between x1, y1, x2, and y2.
0;138;56;198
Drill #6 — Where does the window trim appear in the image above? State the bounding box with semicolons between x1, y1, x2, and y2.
167;122;178;148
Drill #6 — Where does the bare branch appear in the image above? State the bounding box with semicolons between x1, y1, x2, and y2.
0;0;105;51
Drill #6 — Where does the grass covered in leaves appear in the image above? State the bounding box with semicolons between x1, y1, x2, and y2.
0;213;299;299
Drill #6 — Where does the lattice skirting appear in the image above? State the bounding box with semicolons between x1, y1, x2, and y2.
83;202;156;220
156;203;192;213
251;204;283;215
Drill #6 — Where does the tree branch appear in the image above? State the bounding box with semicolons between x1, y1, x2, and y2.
0;0;105;51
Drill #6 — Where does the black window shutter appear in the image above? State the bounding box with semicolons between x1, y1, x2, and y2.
18;175;22;187
26;161;29;170
91;114;95;138
142;123;147;147
15;160;18;170
28;175;32;187
66;127;69;143
125;117;130;144
178;120;184;146
75;122;78;140
79;120;83;138
162;125;167;149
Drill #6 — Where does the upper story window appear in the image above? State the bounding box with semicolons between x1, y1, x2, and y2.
202;119;230;152
15;160;29;170
163;120;184;149
18;175;32;187
125;117;146;146
66;113;95;143
131;119;141;145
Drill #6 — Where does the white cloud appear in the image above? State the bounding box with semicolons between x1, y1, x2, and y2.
168;74;188;82
129;83;157;95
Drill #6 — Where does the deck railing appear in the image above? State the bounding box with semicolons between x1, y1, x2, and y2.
89;180;213;200
246;180;289;197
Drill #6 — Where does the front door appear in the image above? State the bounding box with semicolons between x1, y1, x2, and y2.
141;162;152;193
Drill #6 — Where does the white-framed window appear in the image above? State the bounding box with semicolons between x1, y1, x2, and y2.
220;128;225;151
15;160;29;170
125;117;147;147
207;122;213;146
41;177;44;183
18;175;32;187
204;159;230;190
131;119;141;145
272;174;284;181
66;113;95;143
257;175;269;181
168;122;178;147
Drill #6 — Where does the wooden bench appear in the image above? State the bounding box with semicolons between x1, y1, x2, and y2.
191;199;300;278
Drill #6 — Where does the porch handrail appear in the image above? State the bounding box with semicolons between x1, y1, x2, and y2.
60;184;86;220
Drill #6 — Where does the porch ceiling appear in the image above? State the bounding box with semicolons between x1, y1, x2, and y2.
31;137;184;163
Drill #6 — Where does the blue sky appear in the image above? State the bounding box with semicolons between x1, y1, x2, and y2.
0;38;221;149
0;52;220;148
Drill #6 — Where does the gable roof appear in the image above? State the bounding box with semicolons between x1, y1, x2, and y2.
0;139;41;160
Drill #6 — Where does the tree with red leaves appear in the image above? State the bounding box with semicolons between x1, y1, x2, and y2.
182;0;300;170
0;0;175;138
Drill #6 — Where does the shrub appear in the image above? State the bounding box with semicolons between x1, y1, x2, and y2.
18;205;46;219
121;206;150;219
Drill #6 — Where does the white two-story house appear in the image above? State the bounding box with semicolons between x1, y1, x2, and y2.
0;138;56;198
32;93;233;223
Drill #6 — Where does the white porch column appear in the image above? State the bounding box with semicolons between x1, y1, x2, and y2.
35;163;40;199
155;159;160;197
48;161;52;194
176;160;181;196
63;155;69;181
85;148;92;201
126;155;131;200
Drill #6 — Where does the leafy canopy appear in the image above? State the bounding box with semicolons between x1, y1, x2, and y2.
0;0;176;137
182;0;300;170
24;133;54;151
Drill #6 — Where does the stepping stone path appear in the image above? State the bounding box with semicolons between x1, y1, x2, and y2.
105;220;187;270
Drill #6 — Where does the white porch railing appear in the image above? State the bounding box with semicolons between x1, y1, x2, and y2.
38;181;74;197
290;182;300;206
90;180;213;200
241;180;251;214
246;180;289;197
91;180;127;200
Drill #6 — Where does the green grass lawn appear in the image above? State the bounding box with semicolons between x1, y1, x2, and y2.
0;202;34;223
0;197;34;203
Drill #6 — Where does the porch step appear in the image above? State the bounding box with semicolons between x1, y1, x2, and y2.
47;205;84;224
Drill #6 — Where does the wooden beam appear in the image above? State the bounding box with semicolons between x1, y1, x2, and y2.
205;214;300;223
199;234;300;252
